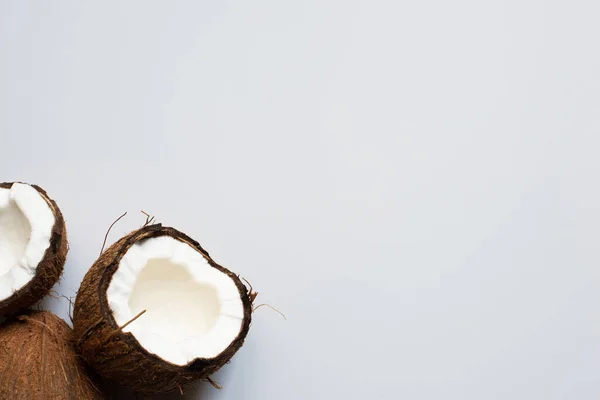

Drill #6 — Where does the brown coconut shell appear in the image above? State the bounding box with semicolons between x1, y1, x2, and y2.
73;224;252;394
0;310;104;399
0;182;68;316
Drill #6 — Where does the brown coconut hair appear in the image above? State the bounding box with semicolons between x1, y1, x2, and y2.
0;182;68;316
0;310;104;400
73;224;253;394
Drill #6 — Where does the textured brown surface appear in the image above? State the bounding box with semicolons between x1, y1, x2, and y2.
73;224;253;394
0;182;68;316
0;310;104;400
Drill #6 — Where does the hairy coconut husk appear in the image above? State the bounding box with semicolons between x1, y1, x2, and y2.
0;310;104;399
73;224;252;394
0;182;68;316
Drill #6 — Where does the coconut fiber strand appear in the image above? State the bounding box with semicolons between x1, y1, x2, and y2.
0;310;104;400
73;224;252;394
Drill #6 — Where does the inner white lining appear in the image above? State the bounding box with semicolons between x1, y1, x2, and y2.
0;183;54;301
107;236;245;366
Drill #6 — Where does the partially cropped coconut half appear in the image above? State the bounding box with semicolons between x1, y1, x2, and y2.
0;310;104;399
73;224;253;394
0;182;67;316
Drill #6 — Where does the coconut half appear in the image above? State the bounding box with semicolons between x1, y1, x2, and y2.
0;311;104;399
0;182;67;316
73;224;253;394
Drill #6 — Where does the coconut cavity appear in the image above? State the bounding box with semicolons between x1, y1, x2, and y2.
107;236;245;365
0;182;67;316
73;225;252;394
0;195;31;276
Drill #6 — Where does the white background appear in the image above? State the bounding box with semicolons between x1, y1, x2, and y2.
2;1;600;399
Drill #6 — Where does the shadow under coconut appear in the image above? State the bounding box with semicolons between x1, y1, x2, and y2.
37;292;73;324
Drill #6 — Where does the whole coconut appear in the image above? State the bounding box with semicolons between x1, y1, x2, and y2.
0;311;104;400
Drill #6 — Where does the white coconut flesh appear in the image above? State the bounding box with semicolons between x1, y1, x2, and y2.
107;236;245;366
0;183;55;301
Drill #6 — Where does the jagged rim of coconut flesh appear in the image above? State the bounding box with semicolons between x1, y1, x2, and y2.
0;183;55;302
106;235;245;366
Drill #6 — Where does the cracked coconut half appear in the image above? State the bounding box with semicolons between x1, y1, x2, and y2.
0;182;67;316
73;224;252;394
